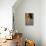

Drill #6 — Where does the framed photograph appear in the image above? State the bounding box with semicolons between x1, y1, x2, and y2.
25;13;33;25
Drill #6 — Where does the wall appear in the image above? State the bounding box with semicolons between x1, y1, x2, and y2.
13;0;41;46
0;0;16;30
41;0;46;46
0;0;17;39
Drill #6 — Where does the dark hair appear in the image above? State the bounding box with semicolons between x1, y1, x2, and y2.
34;43;35;46
28;13;33;19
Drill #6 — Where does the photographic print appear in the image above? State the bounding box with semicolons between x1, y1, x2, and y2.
25;13;33;25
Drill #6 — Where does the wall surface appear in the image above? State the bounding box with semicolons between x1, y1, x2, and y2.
0;0;17;39
41;0;46;46
13;0;41;46
0;0;16;29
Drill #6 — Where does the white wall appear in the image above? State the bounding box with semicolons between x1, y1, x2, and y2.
13;0;41;46
41;0;46;46
0;0;16;29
